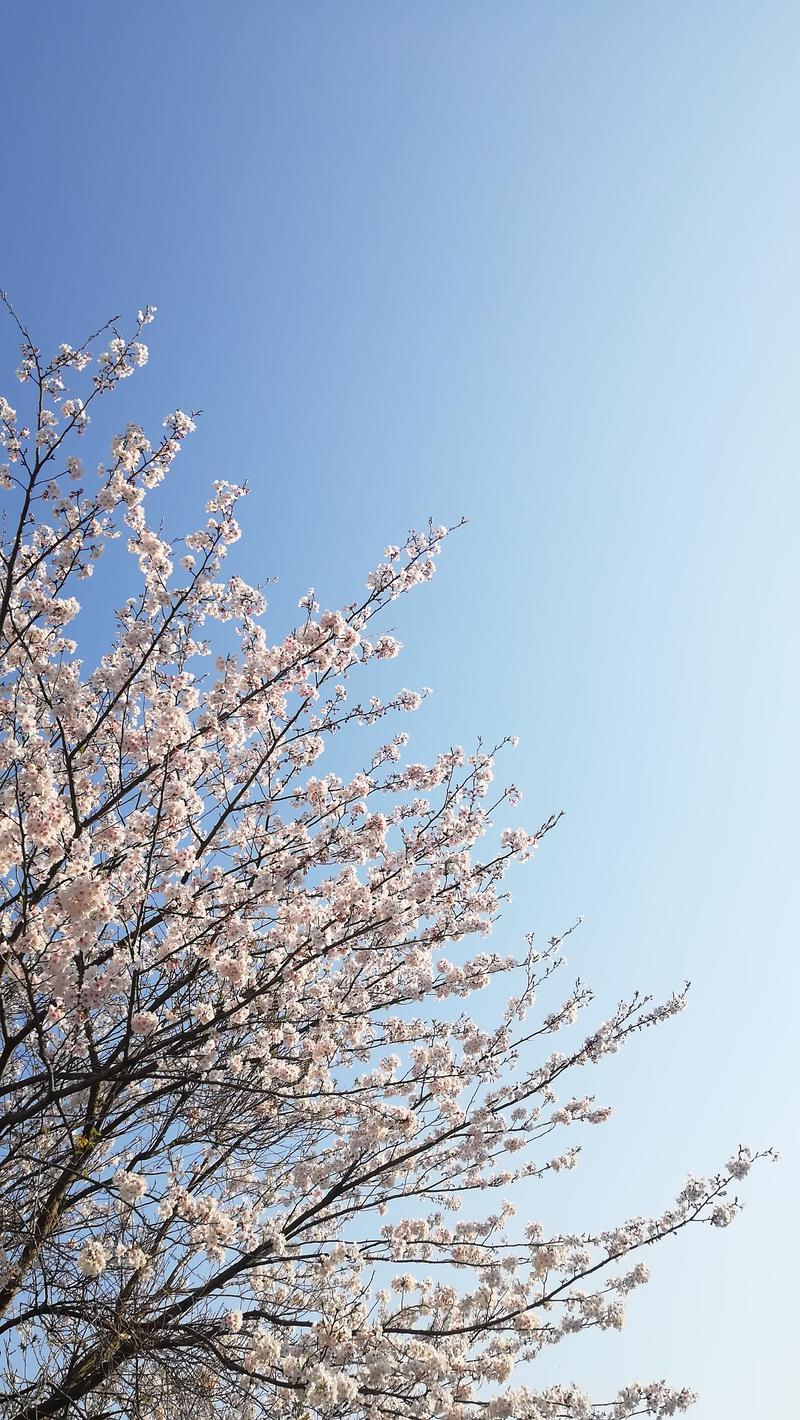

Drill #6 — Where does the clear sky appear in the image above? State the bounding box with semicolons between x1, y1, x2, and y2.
1;3;797;1415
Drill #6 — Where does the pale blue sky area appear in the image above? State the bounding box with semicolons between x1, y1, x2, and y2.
2;3;797;1414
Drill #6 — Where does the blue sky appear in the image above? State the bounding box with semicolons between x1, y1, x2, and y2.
2;3;797;1414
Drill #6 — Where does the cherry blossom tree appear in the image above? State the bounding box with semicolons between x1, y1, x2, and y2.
0;297;769;1420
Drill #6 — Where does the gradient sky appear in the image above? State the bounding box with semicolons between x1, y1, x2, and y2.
1;4;797;1415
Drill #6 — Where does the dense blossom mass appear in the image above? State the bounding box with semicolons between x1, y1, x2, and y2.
0;299;768;1420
